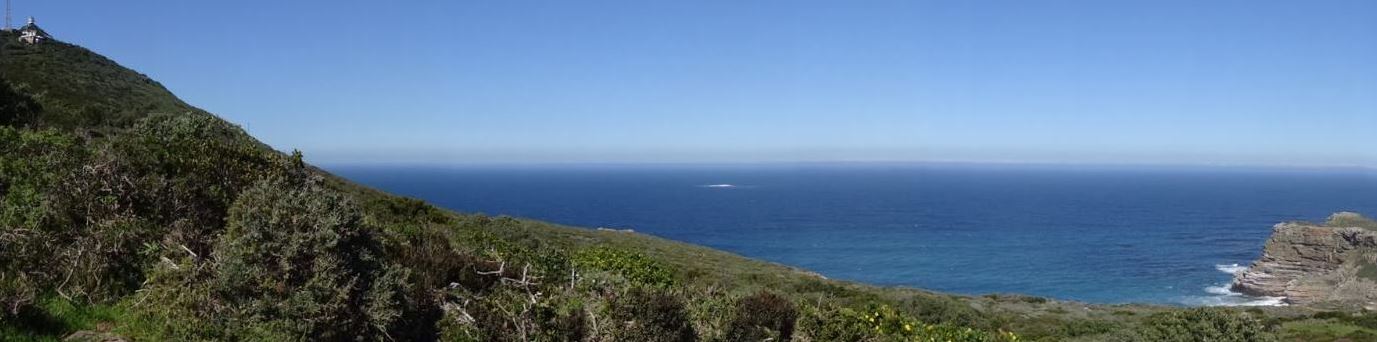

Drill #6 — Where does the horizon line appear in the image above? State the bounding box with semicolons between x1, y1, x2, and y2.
314;158;1377;172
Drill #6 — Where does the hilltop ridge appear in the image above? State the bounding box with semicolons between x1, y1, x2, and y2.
1;30;211;131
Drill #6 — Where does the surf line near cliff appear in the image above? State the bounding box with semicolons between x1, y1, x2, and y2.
1192;263;1287;307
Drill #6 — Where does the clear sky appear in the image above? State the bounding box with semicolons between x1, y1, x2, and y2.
18;1;1377;167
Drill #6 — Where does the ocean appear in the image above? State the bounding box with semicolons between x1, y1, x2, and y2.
328;163;1377;306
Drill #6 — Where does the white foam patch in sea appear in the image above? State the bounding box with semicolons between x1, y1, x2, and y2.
700;184;736;188
1215;263;1249;275
1182;264;1287;307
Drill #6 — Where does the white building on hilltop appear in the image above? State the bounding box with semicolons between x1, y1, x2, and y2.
18;17;48;44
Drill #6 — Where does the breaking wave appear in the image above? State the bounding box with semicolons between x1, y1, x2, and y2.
1189;285;1287;307
1183;264;1286;307
1215;263;1248;275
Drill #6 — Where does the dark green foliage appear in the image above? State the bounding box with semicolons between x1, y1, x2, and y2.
1;31;201;130
0;296;123;341
446;291;590;342
1;111;293;315
1111;308;1275;342
206;178;409;340
0;127;93;311
1312;311;1377;331
725;291;798;342
900;293;989;329
608;287;696;342
0;78;41;127
365;195;453;230
380;227;516;340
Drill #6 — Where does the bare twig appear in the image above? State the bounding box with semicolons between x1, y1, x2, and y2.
477;262;506;275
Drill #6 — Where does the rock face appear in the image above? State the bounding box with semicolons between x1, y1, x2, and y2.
1230;212;1377;306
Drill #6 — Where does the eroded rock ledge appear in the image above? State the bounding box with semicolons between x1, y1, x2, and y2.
1230;212;1377;307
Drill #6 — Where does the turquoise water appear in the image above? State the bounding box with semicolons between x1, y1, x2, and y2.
330;163;1377;305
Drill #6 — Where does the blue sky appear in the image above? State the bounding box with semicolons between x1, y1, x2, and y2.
19;1;1377;167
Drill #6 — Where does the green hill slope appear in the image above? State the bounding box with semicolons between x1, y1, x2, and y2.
0;30;1366;342
0;32;205;131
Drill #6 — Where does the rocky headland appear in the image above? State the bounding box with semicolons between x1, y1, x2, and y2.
1231;212;1377;308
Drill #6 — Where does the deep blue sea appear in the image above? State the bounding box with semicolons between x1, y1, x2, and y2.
328;163;1377;306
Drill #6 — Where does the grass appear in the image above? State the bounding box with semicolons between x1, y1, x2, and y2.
1359;262;1377;282
1325;212;1377;230
1279;319;1377;342
0;297;124;342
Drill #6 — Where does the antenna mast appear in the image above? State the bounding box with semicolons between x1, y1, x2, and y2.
4;0;11;30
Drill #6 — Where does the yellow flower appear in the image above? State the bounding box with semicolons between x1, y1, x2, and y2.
904;323;913;331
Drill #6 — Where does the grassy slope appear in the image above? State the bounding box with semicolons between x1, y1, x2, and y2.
1326;213;1377;231
1;31;1370;341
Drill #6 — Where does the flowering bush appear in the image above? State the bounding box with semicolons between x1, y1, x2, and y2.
573;246;675;287
802;303;1018;342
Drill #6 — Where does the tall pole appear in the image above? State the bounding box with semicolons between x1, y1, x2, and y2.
5;0;11;30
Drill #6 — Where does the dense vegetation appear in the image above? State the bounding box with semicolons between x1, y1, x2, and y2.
0;31;1366;341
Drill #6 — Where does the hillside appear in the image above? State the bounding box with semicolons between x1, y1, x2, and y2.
2;30;1375;342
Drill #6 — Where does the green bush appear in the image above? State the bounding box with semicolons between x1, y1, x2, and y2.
796;303;1017;342
1311;310;1377;331
209;178;409;340
607;287;696;342
0;127;87;313
124;178;412;341
573;246;675;287
433;283;590;342
0;78;41;127
1110;308;1275;342
725;291;798;342
900;294;990;329
2;112;297;313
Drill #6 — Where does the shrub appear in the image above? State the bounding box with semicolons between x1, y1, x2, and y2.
1111;308;1275;342
725;291;798;342
110;113;289;251
213;178;406;339
901;294;990;328
796;303;1017;342
0;78;41;127
607;287;696;342
0;128;87;313
381;227;514;340
573;246;675;287
1311;310;1377;331
436;287;589;342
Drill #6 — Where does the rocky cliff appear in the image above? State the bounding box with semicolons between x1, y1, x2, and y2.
1230;212;1377;307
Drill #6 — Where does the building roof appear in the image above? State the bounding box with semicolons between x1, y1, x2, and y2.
18;18;49;37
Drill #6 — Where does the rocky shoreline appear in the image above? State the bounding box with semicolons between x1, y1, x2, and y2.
1230;212;1377;308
